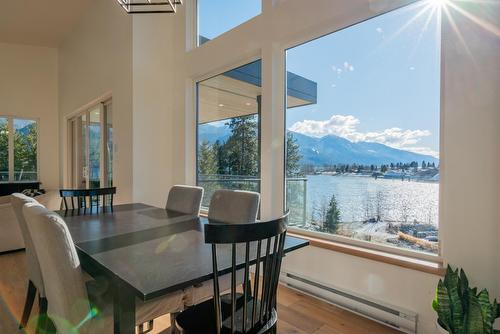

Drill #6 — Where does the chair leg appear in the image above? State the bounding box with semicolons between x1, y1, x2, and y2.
19;280;37;329
138;320;154;334
170;312;180;334
36;297;48;334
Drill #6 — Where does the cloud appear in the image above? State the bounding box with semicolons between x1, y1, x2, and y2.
289;115;360;139
289;114;438;157
376;27;383;34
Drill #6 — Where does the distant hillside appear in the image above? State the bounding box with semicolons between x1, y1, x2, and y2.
198;124;439;165
291;131;439;166
198;124;231;143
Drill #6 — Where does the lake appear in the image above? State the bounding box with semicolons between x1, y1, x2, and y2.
287;174;439;227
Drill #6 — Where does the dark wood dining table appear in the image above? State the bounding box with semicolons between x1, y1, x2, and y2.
58;203;309;334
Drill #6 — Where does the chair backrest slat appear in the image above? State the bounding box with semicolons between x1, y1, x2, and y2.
230;244;237;334
205;213;288;334
59;187;116;215
251;240;261;327
242;242;250;333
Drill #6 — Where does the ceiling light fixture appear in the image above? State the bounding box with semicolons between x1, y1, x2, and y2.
116;0;183;14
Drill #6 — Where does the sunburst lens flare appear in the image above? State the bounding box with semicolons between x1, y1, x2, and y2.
428;0;450;8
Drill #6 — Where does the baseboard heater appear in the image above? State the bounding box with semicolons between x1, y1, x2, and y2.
280;271;418;334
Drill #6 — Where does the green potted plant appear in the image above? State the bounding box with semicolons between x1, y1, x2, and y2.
433;265;500;333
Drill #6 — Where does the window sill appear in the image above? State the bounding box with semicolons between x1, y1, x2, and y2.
287;232;445;276
200;212;444;276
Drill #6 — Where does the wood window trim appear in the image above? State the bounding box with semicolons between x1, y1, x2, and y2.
199;212;444;276
288;232;445;276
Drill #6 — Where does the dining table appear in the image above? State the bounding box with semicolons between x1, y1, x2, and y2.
59;203;309;334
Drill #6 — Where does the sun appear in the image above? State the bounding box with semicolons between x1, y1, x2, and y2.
428;0;450;8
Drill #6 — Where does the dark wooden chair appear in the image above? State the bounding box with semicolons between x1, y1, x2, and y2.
175;214;288;334
59;187;116;214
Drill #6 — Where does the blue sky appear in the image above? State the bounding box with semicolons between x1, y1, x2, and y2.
198;0;261;41
286;2;441;158
198;1;441;158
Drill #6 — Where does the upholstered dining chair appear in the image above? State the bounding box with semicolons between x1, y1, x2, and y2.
166;185;204;215
207;190;260;224
184;190;261;308
10;193;46;330
23;202;185;334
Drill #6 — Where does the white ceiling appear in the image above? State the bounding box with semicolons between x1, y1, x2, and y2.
0;0;92;47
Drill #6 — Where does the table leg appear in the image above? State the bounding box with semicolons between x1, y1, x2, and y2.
113;282;136;334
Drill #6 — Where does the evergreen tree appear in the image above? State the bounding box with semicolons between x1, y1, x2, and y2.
324;194;341;233
286;132;303;177
212;140;227;175
13;123;37;180
198;140;218;175
223;115;259;176
0;121;8;180
421;160;427;169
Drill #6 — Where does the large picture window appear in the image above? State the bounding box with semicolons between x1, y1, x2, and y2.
197;0;261;46
196;60;261;208
285;3;441;254
0;116;39;182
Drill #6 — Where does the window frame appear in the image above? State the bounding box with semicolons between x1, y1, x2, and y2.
281;4;443;262
195;0;264;47
0;115;40;183
65;98;113;189
195;59;263;212
187;0;444;266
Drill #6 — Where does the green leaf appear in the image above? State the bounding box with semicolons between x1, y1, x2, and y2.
438;280;453;332
449;276;465;333
459;269;470;309
477;289;493;334
468;293;486;334
495;300;500;319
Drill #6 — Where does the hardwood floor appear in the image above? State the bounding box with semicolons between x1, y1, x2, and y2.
0;251;402;334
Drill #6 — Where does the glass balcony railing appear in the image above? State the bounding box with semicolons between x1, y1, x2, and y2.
197;175;308;224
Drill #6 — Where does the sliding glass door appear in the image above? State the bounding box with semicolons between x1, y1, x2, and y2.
69;101;113;189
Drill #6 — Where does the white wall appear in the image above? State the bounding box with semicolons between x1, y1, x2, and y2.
58;0;133;203
440;1;500;301
132;15;176;207
0;43;59;189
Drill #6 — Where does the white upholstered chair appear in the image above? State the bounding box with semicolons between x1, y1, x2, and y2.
10;193;47;328
184;190;260;307
23;202;185;334
165;185;204;215
207;189;260;224
10;193;45;329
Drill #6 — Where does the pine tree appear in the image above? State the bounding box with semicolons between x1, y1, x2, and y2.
0;120;8;180
198;140;218;175
223;115;258;176
210;140;226;174
13;123;37;180
286;132;303;177
324;194;341;233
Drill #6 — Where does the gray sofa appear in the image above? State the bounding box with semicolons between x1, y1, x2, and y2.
0;191;61;253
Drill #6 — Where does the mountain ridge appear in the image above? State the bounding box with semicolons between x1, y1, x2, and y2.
198;124;439;166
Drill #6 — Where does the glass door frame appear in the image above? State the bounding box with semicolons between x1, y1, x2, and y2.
68;100;111;189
